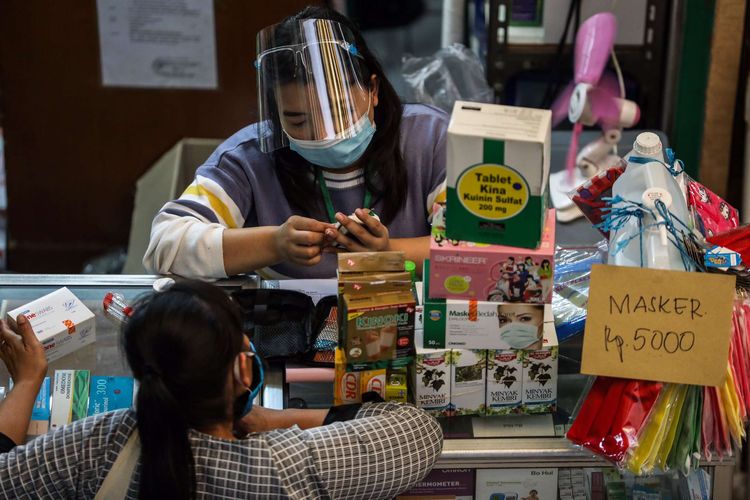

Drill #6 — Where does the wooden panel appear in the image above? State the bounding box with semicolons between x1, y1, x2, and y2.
700;0;747;197
0;0;317;272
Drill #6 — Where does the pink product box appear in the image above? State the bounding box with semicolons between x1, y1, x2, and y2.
429;209;555;302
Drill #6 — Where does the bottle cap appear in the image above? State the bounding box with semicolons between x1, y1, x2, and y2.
405;260;417;282
633;132;662;156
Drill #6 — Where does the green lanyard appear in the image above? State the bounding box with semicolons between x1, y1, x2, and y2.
316;168;372;224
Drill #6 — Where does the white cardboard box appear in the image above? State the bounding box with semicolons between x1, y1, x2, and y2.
450;348;487;416
445;101;551;249
50;369;90;431
425;300;553;350
7;287;96;363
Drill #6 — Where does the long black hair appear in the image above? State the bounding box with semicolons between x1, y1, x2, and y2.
264;6;407;225
122;280;244;500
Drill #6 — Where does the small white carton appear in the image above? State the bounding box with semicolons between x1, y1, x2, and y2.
445;101;551;249
450;349;487;416
486;349;523;415
416;342;451;416
7;287;96;363
522;322;559;413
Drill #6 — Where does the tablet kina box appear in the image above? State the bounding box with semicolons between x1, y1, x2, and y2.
445;101;551;248
7;287;96;363
430;208;555;302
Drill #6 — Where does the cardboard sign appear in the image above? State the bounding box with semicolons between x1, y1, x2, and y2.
581;265;735;386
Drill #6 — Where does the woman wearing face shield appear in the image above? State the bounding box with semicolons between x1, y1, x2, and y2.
144;6;448;280
0;280;443;498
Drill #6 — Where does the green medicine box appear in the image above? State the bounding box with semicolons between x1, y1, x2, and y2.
445;101;551;249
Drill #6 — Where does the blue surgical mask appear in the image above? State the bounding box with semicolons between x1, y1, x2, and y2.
233;342;264;419
287;112;376;169
499;323;541;349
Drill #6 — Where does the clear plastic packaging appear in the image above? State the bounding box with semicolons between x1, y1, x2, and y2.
552;241;607;342
401;44;494;113
102;292;133;324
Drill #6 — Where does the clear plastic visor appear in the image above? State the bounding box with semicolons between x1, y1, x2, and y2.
255;19;372;152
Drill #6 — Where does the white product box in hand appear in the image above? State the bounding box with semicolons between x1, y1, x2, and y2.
450;348;487;416
7;287;96;363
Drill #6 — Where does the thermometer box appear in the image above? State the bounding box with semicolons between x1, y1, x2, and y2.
430;208;555;301
7;287;96;363
445;101;551;248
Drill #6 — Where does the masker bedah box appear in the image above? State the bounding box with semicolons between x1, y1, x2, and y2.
430;209;555;302
7;287;96;363
424;259;551;349
445;101;551;248
425;296;551;350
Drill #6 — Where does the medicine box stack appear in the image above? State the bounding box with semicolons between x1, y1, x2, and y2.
416;320;558;416
7;370;136;440
429;209;555;302
334;252;416;405
417;100;557;418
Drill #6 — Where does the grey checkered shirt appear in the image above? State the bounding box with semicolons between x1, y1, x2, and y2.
0;402;442;499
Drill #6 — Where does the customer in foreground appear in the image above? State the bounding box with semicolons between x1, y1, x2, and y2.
0;280;443;499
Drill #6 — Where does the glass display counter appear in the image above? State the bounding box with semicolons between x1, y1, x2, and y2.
0;274;734;498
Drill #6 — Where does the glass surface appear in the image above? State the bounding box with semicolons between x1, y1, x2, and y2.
0;276;255;387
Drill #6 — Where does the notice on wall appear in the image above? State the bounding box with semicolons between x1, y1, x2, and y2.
96;0;217;89
581;265;735;386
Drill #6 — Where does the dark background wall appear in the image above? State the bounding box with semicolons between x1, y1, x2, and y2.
0;0;318;273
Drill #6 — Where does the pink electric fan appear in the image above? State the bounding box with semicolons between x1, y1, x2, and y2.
548;12;640;222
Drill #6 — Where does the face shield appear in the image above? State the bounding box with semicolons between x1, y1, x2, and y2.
255;18;373;153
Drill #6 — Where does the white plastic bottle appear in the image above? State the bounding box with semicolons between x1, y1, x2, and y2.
608;133;693;271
